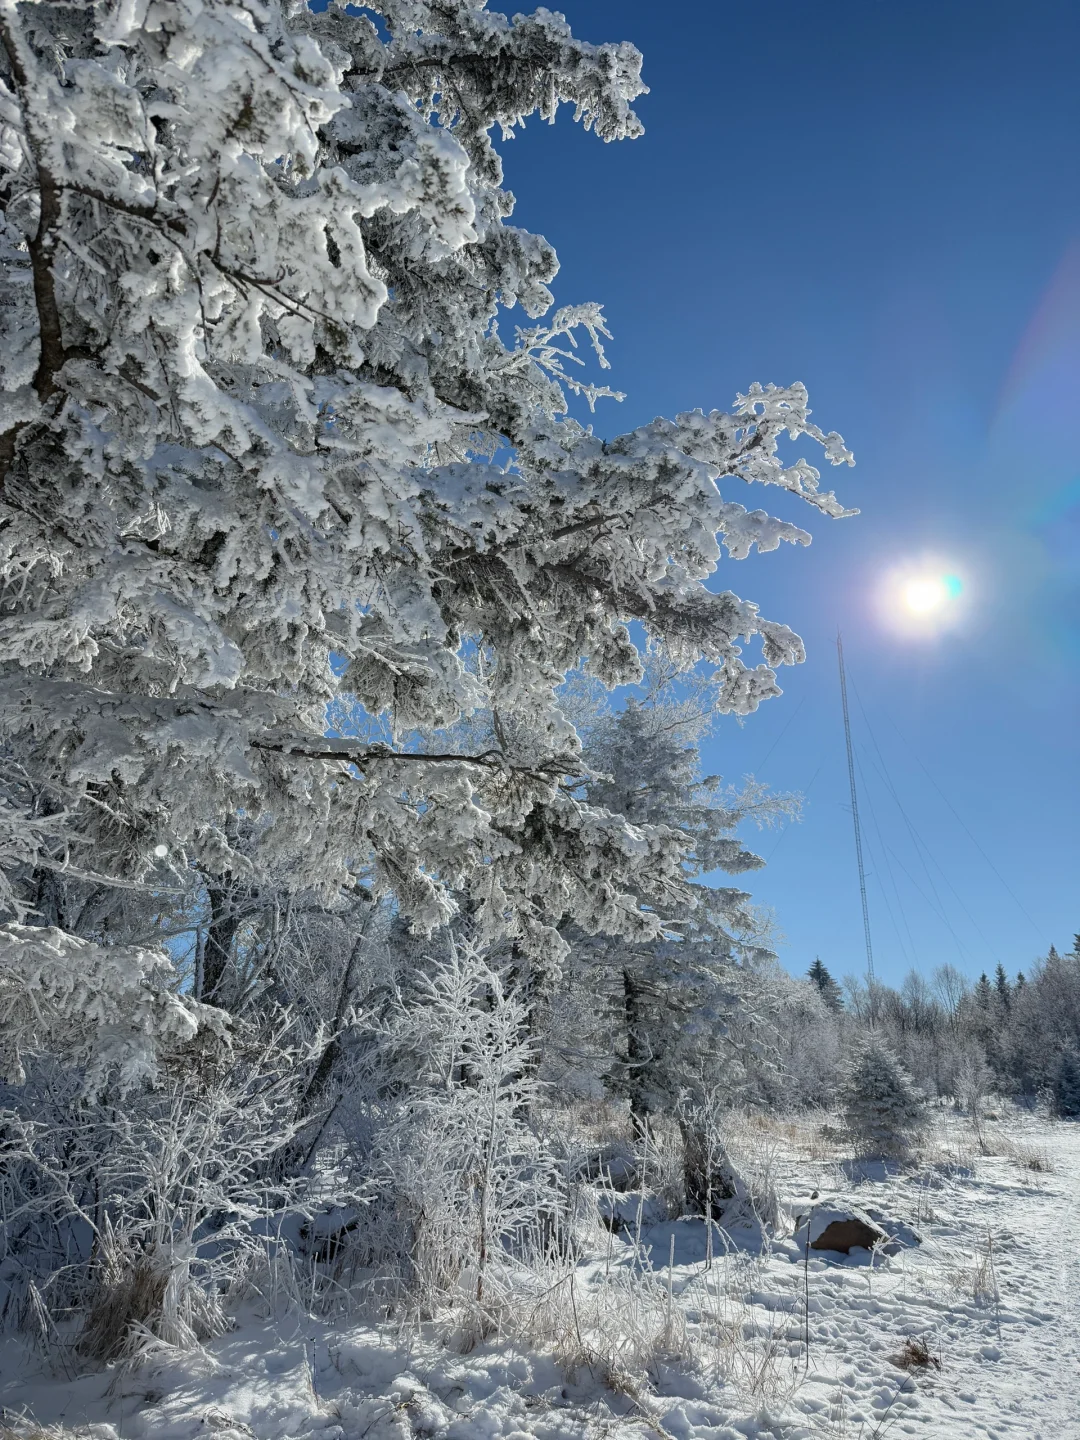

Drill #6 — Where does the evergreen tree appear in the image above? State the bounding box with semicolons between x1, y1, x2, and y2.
1053;1045;1080;1119
560;692;794;1125
808;958;844;1013
840;1036;928;1158
969;973;999;1070
0;0;874;1355
994;963;1012;1011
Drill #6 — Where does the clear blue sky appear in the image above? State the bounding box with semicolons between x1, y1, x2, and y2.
501;0;1080;987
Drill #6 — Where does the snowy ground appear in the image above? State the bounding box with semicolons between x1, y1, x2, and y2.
2;1107;1078;1440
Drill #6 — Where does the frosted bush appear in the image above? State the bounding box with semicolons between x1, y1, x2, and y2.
341;941;566;1333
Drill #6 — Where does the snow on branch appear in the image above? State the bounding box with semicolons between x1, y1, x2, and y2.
0;924;227;1096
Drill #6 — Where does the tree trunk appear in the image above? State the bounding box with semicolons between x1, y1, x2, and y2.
28;867;61;928
296;929;366;1123
623;967;651;1138
200;877;241;1005
677;1117;740;1220
506;942;549;1117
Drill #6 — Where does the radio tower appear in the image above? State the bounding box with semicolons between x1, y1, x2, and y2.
836;633;875;989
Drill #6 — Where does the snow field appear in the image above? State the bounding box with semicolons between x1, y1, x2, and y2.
2;1107;1077;1440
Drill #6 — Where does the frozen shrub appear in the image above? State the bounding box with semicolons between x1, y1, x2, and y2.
344;941;565;1332
677;1093;781;1232
0;1019;311;1362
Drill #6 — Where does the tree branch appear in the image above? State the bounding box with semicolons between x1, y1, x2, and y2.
251;734;572;780
58;180;158;223
27;169;65;403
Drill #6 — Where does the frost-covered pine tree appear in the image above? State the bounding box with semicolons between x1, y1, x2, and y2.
553;689;793;1122
0;922;225;1094
0;0;853;970
994;962;1012;1012
840;1035;928;1159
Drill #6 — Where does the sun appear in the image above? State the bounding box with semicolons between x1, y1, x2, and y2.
902;574;962;614
903;577;948;613
877;563;967;636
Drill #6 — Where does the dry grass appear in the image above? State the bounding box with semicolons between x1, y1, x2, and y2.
947;1232;1000;1309
522;1249;692;1395
955;1118;1055;1176
925;1114;979;1176
79;1254;169;1364
744;1108;844;1164
933;1110;1055;1178
668;1248;806;1413
888;1334;941;1371
0;1427;95;1439
549;1098;635;1154
712;1314;803;1407
1000;1136;1054;1173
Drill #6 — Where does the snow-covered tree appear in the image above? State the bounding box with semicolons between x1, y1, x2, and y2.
773;970;842;1108
0;0;854;968
953;1043;994;1120
1005;947;1080;1095
547;687;794;1124
973;972;992;1011
840;1035;928;1159
994;962;1012;1012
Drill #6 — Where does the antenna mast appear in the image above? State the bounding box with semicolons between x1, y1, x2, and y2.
837;633;875;987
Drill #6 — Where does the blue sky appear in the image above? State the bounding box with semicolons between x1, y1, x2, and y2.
500;0;1080;987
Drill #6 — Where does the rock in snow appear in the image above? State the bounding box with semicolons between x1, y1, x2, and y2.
794;1201;888;1254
